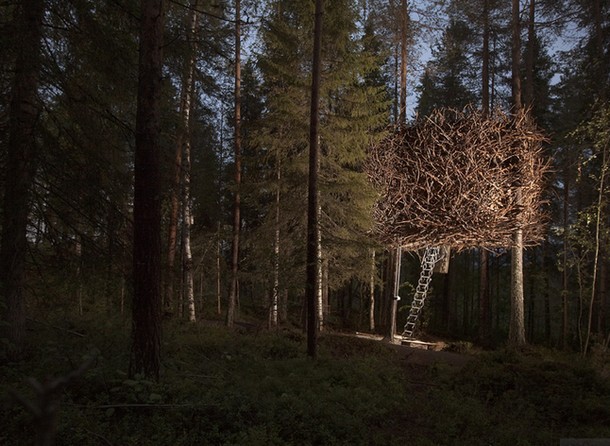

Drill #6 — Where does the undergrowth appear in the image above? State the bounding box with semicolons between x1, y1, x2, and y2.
1;316;609;445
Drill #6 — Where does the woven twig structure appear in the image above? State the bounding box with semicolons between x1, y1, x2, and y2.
367;108;549;251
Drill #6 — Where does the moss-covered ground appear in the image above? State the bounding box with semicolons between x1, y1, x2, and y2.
2;317;609;445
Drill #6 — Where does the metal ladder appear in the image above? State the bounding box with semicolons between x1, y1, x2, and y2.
401;246;441;340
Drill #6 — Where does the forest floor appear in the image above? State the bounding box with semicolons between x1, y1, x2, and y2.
2;315;610;445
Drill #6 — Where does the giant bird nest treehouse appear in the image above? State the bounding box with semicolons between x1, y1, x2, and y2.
366;107;549;343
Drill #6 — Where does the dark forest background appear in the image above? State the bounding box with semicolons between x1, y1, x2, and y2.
1;0;610;361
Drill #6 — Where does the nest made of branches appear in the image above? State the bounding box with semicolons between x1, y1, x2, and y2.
367;107;550;251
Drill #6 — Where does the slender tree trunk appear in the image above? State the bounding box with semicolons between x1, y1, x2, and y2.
0;0;45;359
543;243;552;343
584;144;607;355
226;0;242;327
481;0;490;117
389;247;402;342
479;0;491;345
131;0;165;380
75;235;83;316
216;222;222;315
180;1;199;323
511;0;523;112
508;0;526;348
369;249;376;332
524;0;535;110
562;169;570;348
165;133;182;314
270;155;281;328
399;0;408;124
317;218;324;331
182;136;196;322
306;0;323;358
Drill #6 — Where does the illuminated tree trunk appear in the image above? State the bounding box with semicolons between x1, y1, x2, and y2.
180;1;199;323
508;0;526;347
0;0;44;358
388;247;401;342
306;0;323;358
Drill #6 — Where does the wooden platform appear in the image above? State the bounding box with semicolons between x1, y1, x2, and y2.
400;339;441;351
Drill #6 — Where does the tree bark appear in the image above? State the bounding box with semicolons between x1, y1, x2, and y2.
306;0;323;358
226;0;242;328
388;247;402;342
399;0;408;124
0;0;45;358
481;0;490;117
180;1;199;323
369;250;376;332
270;154;281;328
508;0;526;348
130;0;165;380
509;229;526;346
562;168;570;348
524;0;535;110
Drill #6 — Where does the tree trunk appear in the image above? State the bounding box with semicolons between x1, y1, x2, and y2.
509;229;526;346
511;0;523;112
508;0;526;348
130;0;165;380
388;247;402;342
317;218;324;331
226;0;242;328
306;0;323;358
481;0;490;117
182;136;196;322
399;0;408;124
216;222;222;316
479;249;490;344
524;0;535;110
179;1;199;323
562;168;570;348
479;0;491;345
583;142;607;355
270;155;281;328
0;0;45;359
369;249;376;332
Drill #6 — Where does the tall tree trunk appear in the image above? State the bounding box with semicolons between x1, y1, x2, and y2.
479;0;491;345
481;0;490;117
317;217;324;331
562;168;570;348
226;0;242;327
306;0;323;358
182;135;196;322
216;222;222;315
369;249;376;332
583;142;607;355
270;155;281;328
1;0;45;358
179;1;199;323
524;0;535;110
130;0;165;380
399;0;408;124
508;0;526;347
165;126;182;315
